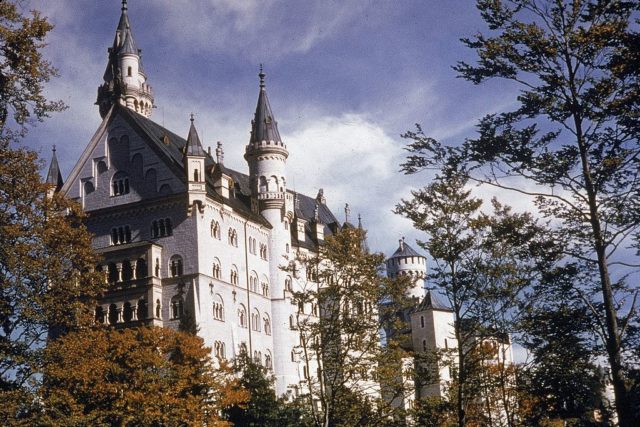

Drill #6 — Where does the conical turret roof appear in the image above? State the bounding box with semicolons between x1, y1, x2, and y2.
389;238;424;259
250;68;282;144
185;115;206;157
102;1;140;82
46;146;64;192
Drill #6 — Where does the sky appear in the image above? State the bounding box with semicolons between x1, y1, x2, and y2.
23;0;523;257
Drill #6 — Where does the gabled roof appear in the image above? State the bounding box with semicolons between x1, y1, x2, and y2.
290;190;340;251
416;291;452;312
45;147;64;191
250;70;282;144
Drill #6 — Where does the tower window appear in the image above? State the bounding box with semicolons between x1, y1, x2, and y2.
127;66;132;77
420;315;425;328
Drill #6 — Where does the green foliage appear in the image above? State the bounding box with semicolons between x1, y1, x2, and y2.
0;1;65;144
224;353;312;427
401;1;640;424
285;227;413;427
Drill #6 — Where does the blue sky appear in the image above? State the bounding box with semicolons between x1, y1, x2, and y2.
24;0;521;256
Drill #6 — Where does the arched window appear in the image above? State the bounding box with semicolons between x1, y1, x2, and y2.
251;308;260;331
214;341;226;359
285;243;290;253
259;176;268;192
112;172;130;196
285;276;292;292
238;305;247;328
263;315;271;335
212;258;221;279
111;225;132;245
137;299;147;320
289;314;295;329
228;228;238;246
136;258;147;279
261;280;269;297
108;263;118;283
230;266;238;285
170;255;183;277
123;302;133;322
259;243;268;260
265;351;272;369
193;169;199;182
171;296;184;319
420;315;425;328
156;299;161;318
211;221;221;239
108;303;118;325
213;294;224;321
249;272;258;293
239;342;247;355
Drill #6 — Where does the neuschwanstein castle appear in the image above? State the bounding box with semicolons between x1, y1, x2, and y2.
45;1;511;401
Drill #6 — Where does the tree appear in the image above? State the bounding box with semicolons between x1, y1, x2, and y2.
396;173;558;427
0;1;64;144
225;353;312;426
285;227;412;427
402;1;640;424
38;325;247;426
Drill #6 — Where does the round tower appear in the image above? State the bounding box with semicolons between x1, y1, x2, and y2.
386;237;427;300
244;68;296;394
97;0;154;118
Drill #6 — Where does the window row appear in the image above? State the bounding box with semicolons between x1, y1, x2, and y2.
237;305;271;335
112;175;130;196
151;218;173;238
97;259;147;283
111;226;131;245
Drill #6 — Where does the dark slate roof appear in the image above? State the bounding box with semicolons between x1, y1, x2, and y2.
250;70;282;143
115;105;269;227
185;119;206;157
46;147;64;191
389;240;424;259
416;291;452;312
290;191;340;251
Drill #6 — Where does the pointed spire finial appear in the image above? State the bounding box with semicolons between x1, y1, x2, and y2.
358;214;363;229
52;144;56;153
259;64;265;89
190;112;195;123
399;237;405;251
122;0;128;11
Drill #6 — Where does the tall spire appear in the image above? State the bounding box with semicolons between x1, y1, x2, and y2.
46;146;64;193
249;66;282;144
97;1;154;118
185;114;206;157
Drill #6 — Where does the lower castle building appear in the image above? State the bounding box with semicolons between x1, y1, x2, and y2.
47;1;511;400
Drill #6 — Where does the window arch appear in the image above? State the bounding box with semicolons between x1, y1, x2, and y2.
259;243;268;260
214;341;226;359
228;228;238;246
263;315;271;335
111;172;130;196
108;303;118;325
111;225;131;245
137;299;147;320
170;255;183;277
211;221;221;239
151;218;172;238
212;258;221;279
212;294;224;321
261;277;270;297
251;308;261;332
285;276;293;292
123;302;133;322
230;265;238;285
265;350;273;369
238;305;247;328
249;272;259;293
171;295;184;319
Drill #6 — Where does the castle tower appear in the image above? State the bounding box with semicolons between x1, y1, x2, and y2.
184;115;207;214
386;238;427;300
45;146;64;199
244;68;295;394
97;0;154;118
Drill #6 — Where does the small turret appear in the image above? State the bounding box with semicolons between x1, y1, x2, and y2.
45;146;64;199
386;237;427;300
97;0;154;118
184;114;206;214
244;66;288;211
